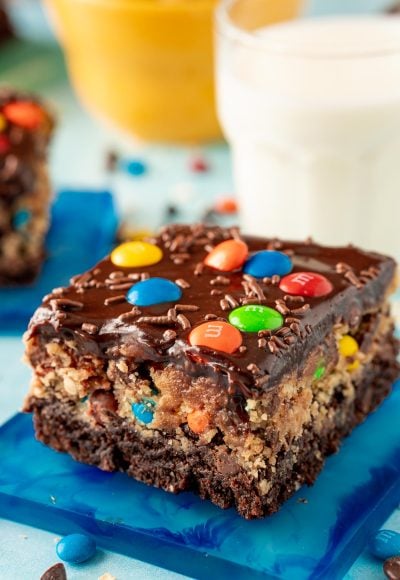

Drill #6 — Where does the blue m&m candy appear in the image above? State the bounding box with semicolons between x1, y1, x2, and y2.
56;534;96;563
229;305;283;333
126;277;182;307
12;208;31;230
369;530;400;560
123;158;147;176
132;399;155;424
243;250;292;278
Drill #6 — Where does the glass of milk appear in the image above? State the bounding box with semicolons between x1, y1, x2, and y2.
216;0;400;257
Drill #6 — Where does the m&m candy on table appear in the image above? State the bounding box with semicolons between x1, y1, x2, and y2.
132;399;155;424
204;239;248;272
244;250;292;278
369;530;400;560
3;101;45;130
280;272;333;297
123;158;147;176
214;197;238;214
127;277;182;307
229;305;283;333
111;241;162;268
189;321;242;354
56;533;96;563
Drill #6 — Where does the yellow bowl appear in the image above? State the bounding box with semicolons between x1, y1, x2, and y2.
44;0;301;143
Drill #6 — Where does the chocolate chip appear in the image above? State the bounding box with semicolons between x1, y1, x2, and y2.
40;563;67;580
384;557;400;580
89;390;117;425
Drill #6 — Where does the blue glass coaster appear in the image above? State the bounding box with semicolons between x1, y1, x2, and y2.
0;383;399;579
0;190;118;334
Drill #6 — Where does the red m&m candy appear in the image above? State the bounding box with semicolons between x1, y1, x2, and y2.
204;239;248;272
189;321;242;354
3;101;45;130
280;272;333;297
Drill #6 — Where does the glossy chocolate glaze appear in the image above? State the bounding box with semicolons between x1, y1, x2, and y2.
26;225;396;400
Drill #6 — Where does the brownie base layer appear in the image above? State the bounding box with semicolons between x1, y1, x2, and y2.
28;342;399;520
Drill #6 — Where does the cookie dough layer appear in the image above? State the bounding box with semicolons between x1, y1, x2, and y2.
27;333;398;519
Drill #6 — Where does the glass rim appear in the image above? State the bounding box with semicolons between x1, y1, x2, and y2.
215;0;400;59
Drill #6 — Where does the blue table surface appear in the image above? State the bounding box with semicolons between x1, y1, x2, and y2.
1;0;399;576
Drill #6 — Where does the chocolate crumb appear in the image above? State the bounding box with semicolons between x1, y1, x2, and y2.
383;556;400;580
271;275;280;285
258;338;267;348
210;289;223;296
283;295;305;304
163;329;177;341
247;363;261;374
40;563;67;580
238;345;247;353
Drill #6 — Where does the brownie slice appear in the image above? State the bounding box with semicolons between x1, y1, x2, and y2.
0;88;54;285
23;225;399;519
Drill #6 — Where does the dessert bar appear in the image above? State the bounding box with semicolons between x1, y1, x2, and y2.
24;225;399;518
0;89;54;285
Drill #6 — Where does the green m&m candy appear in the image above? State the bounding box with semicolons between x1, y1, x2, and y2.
228;305;283;333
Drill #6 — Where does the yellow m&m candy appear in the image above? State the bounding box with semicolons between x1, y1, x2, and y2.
339;335;360;372
111;241;162;268
0;114;6;132
339;335;358;358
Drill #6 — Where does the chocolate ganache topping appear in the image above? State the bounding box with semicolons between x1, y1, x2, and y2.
26;224;396;400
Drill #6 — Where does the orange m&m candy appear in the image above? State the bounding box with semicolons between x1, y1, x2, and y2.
204;239;248;272
214;197;238;214
189;320;242;354
3;101;45;130
187;409;210;434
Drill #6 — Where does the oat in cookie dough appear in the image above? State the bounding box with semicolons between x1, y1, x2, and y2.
24;225;399;519
0;88;54;285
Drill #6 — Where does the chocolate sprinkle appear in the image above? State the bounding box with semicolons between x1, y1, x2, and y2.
177;313;191;330
104;295;126;306
81;323;98;334
50;299;83;312
175;278;191;289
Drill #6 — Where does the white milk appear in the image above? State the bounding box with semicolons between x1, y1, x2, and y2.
216;16;400;257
